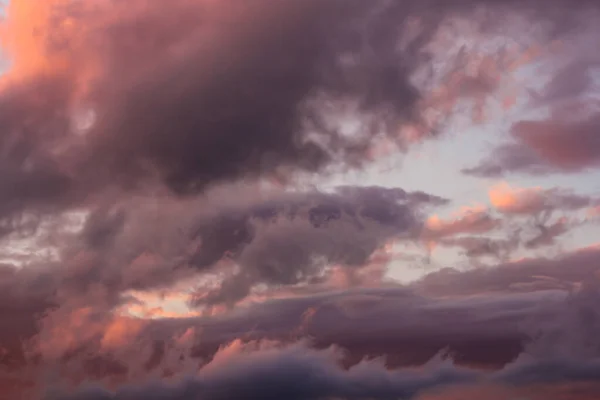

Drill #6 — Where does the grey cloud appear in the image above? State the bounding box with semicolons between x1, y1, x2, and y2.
44;306;600;400
461;143;553;178
0;185;442;373
415;245;600;297
3;0;433;208
45;342;480;400
8;274;592;397
523;218;571;249
523;282;600;360
0;77;76;236
0;263;58;368
438;236;518;261
0;0;594;229
111;288;563;374
536;58;598;106
45;353;600;400
184;186;436;307
496;358;600;386
67;186;438;299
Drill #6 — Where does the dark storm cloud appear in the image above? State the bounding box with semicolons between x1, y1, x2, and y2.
81;0;421;194
0;0;593;228
1;0;434;209
0;77;76;233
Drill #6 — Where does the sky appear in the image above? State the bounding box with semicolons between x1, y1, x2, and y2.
0;0;600;399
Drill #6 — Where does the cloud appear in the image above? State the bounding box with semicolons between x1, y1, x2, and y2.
484;183;594;250
44;340;481;400
417;383;600;400
462;143;550;178
437;236;518;261
3;249;600;398
0;0;599;399
463;36;600;178
511;112;600;172
190;186;439;307
42;328;600;400
489;183;592;216
418;185;592;263
588;205;600;219
0;184;443;383
28;287;562;382
497;358;600;386
0;0;457;217
56;185;438;308
0;0;591;232
0;263;57;366
421;205;508;261
534;58;599;106
423;206;501;239
522;216;571;249
469;109;600;178
415;244;600;296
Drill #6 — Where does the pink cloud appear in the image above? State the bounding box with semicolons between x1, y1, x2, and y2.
424;205;500;238
489;182;592;215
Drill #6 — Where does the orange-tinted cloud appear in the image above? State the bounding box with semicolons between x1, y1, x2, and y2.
100;317;146;351
587;205;600;219
489;182;546;214
425;205;500;238
1;0;66;78
0;0;99;92
489;182;592;215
